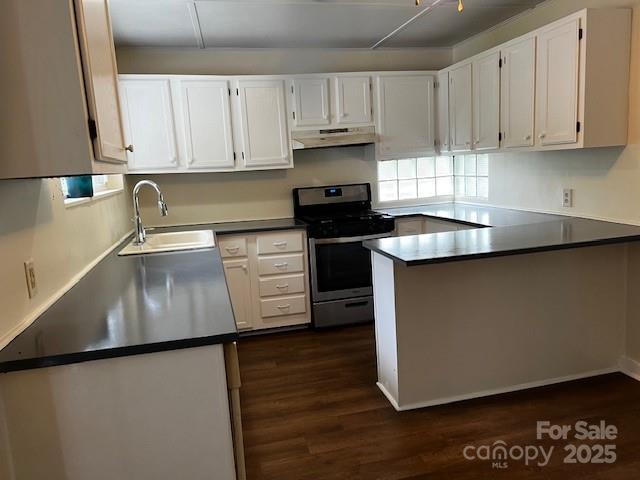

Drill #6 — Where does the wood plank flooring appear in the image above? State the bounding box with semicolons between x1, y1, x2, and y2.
238;324;640;479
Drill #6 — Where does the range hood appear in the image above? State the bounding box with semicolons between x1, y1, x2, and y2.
292;126;376;150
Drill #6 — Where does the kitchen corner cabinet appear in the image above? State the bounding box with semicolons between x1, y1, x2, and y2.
439;7;631;155
1;0;127;179
219;230;311;332
436;71;451;153
375;74;436;160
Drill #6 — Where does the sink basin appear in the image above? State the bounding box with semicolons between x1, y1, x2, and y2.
118;230;216;256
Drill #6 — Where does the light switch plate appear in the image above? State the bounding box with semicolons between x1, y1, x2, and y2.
24;259;38;298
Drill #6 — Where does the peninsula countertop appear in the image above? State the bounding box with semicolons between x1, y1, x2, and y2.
0;218;308;373
367;204;640;266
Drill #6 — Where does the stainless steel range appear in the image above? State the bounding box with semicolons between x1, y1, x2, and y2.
293;183;395;328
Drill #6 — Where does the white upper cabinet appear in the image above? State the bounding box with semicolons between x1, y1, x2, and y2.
501;36;536;148
376;74;435;159
291;77;331;127
536;17;580;146
449;63;473;152
236;79;292;169
436;71;450;153
180;79;235;170
336;76;372;125
119;78;179;171
472;51;500;150
74;0;128;165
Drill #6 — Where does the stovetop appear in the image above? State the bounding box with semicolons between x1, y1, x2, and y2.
298;210;395;239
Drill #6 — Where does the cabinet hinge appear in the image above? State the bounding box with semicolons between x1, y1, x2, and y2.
578;28;583;40
236;88;239;96
228;88;231;96
498;132;502;142
434;81;439;88
87;119;97;140
499;58;502;68
577;121;581;133
233;152;236;161
293;111;296;120
291;85;294;94
242;152;245;160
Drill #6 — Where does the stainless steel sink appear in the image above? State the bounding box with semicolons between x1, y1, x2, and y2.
118;230;216;256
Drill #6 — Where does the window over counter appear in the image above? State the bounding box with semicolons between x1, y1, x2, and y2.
60;175;124;208
454;154;489;199
377;154;488;204
377;157;454;204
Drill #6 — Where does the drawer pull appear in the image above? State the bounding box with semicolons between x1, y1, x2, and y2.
225;246;240;253
276;304;291;310
275;284;289;290
345;300;369;308
273;262;288;269
272;241;287;247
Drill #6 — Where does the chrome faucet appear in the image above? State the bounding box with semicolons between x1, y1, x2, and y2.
132;180;168;245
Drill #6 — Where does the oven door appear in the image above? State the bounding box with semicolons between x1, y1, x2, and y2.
309;233;391;303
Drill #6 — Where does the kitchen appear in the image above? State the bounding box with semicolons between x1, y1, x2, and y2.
2;0;640;479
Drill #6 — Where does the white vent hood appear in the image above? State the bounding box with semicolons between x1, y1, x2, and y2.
292;126;376;150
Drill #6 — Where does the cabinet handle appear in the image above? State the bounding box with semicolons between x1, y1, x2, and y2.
524;135;532;141
171;156;178;164
225;246;240;253
276;304;291;310
125;144;134;153
474;140;480;145
275;284;289;290
273;262;288;269
272;241;287;247
241;265;247;272
539;133;546;139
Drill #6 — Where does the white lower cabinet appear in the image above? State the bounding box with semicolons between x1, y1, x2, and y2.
220;229;311;331
395;217;476;235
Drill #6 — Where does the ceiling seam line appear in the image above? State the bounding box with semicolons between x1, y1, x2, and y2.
370;0;448;50
187;2;206;49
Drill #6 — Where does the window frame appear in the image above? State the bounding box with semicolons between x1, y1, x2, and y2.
61;174;124;208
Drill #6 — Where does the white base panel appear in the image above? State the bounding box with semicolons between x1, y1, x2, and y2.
620;356;640;382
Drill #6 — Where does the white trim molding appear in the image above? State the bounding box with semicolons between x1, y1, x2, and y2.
620;356;640;382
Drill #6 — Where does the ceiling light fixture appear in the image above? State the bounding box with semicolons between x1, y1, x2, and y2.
458;0;464;13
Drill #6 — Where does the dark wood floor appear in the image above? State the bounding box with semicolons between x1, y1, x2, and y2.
238;324;640;480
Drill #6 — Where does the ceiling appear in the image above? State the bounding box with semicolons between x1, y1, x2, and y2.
109;0;547;49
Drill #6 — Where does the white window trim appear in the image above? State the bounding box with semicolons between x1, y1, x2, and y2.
62;175;124;208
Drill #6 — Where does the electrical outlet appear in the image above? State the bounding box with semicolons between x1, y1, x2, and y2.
24;259;38;299
562;188;573;208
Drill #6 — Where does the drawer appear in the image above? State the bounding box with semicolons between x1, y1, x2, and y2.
259;274;306;297
256;231;304;255
218;236;247;258
258;253;304;276
260;295;307;318
395;219;424;236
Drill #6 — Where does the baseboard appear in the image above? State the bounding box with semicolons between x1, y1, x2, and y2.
619;356;640;381
0;230;133;351
376;382;401;412
383;367;619;412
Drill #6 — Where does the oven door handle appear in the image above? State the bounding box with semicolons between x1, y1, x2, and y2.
313;233;392;244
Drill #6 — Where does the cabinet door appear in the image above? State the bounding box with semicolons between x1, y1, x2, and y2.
377;75;435;158
501;36;536;148
436;71;450;153
536;17;580;146
119;79;179;171
180;79;235;170
223;258;253;331
237;79;291;168
74;0;127;164
292;78;330;127
472;52;500;150
336;76;372;125
449;63;473;152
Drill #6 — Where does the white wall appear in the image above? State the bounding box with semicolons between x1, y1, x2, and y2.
129;145;377;226
0;180;131;348
116;47;452;75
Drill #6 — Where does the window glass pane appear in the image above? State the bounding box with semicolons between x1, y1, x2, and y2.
436;176;453;196
477;154;489;176
378;181;398;202
398;179;417;199
454;156;465;176
455;177;466;196
477;177;489;198
464;155;477;176
418;178;436;198
397;158;417;180
465;177;477;197
417;157;435;178
378;160;397;181
436;156;453;177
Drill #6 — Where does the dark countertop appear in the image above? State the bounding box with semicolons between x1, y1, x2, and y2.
376;203;564;227
365;216;640;266
0;218;307;373
151;218;307;236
